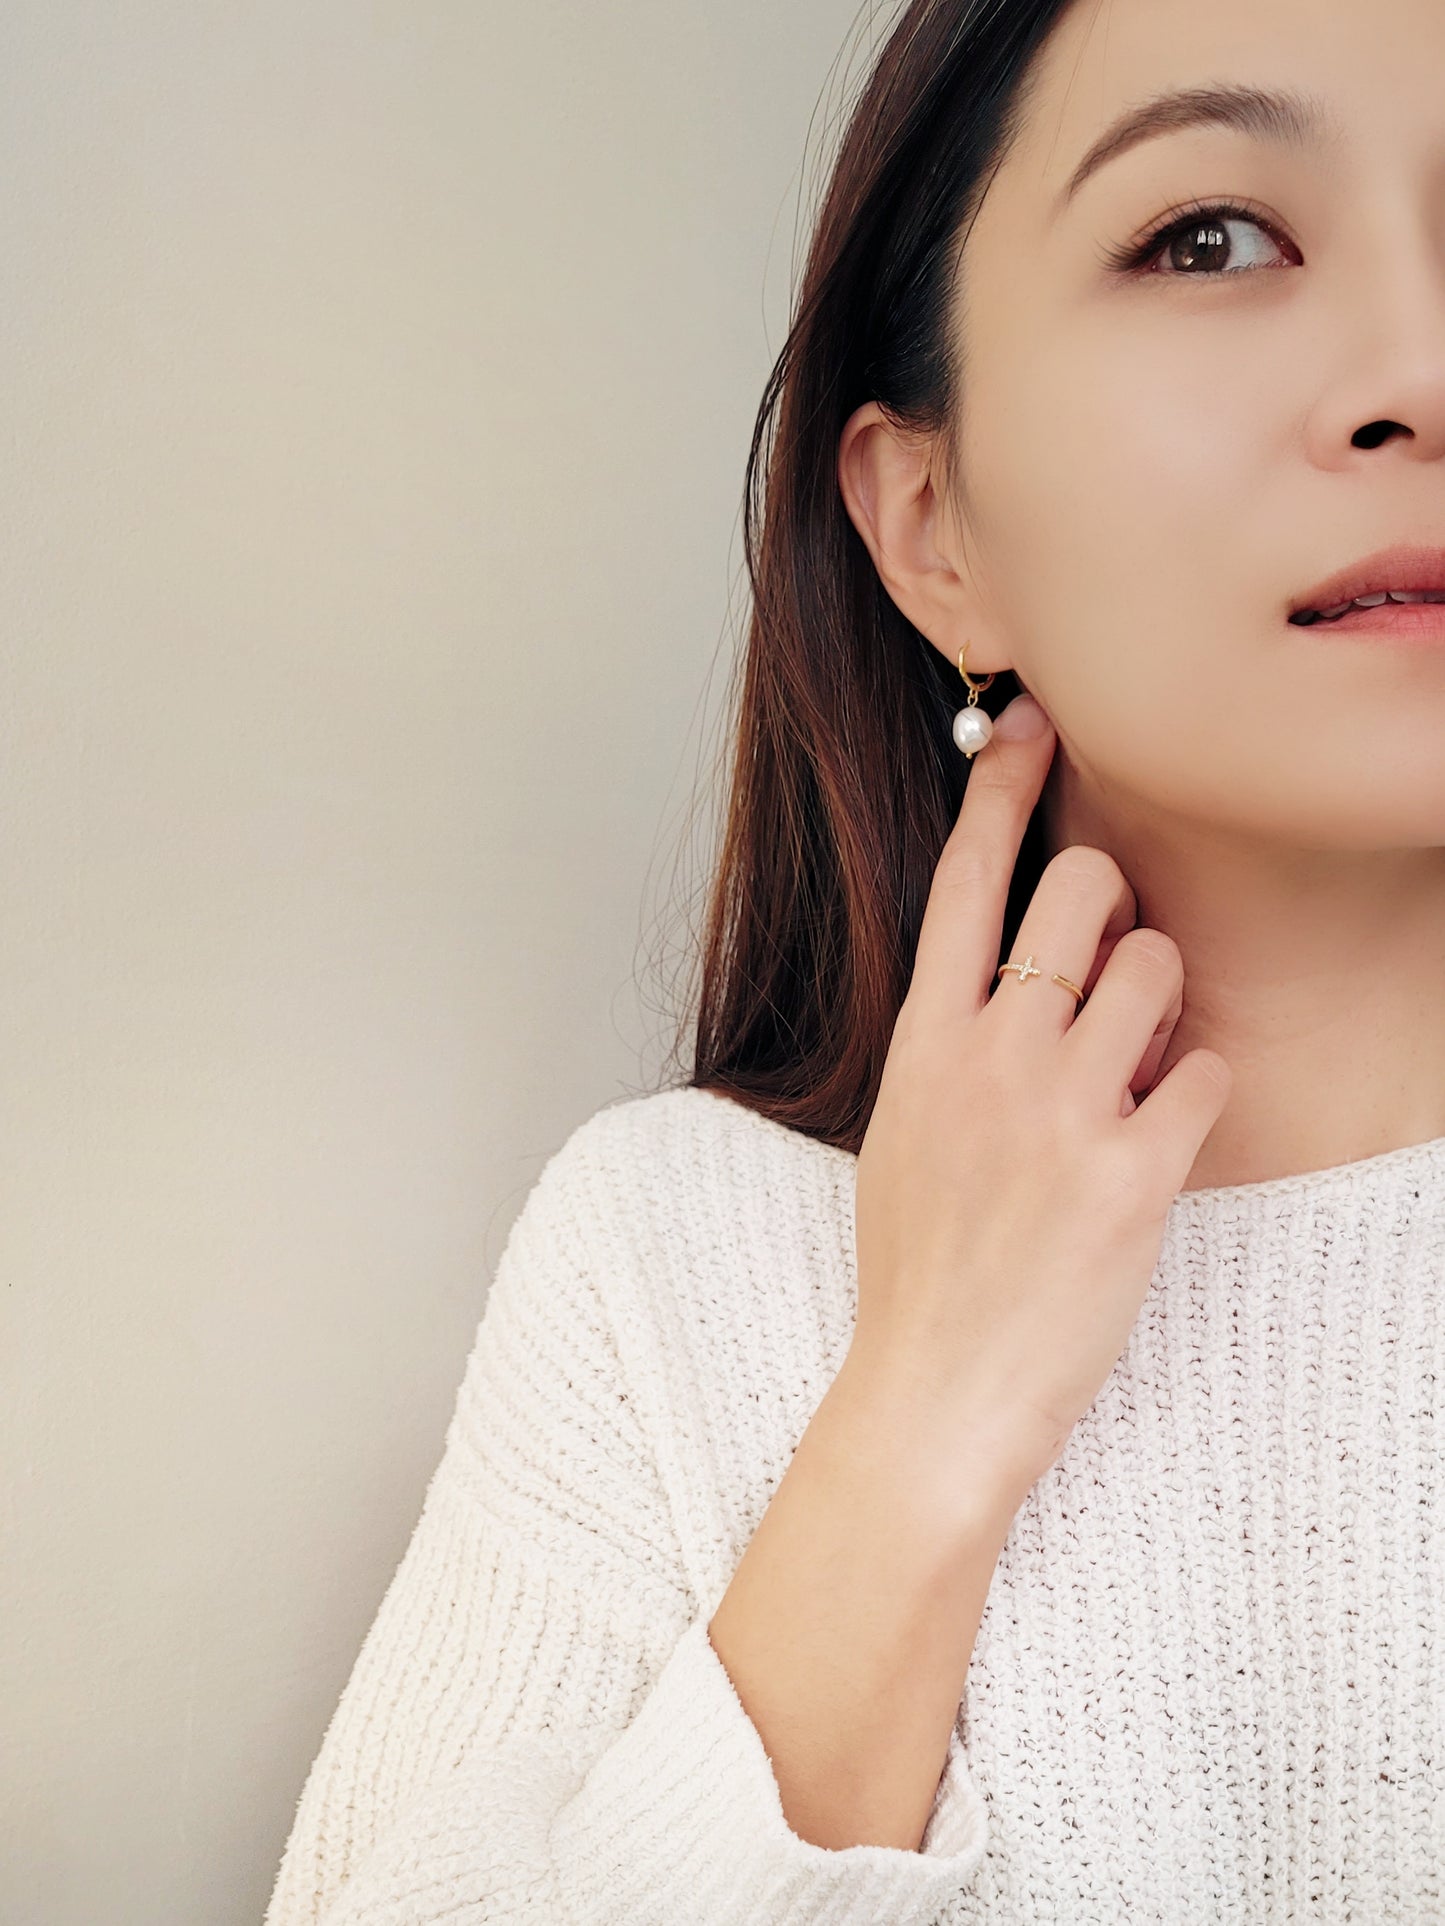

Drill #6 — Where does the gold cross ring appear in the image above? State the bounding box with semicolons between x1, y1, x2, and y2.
998;954;1043;983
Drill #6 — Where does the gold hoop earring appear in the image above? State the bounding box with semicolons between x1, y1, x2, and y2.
952;642;997;759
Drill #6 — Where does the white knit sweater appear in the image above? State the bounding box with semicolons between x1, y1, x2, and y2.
264;1082;1445;1925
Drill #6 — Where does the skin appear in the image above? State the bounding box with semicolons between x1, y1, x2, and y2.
838;0;1445;1193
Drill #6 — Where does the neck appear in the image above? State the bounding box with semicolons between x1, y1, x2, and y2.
1042;759;1445;1194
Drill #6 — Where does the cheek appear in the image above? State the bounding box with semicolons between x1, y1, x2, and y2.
958;372;1276;816
960;332;1271;699
973;333;1251;571
962;378;1224;722
957;313;1445;841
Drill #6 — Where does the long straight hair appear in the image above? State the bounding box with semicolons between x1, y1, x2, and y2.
681;0;1077;1154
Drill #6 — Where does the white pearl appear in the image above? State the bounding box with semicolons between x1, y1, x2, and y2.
952;705;993;757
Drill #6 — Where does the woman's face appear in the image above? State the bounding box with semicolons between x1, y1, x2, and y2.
944;0;1445;849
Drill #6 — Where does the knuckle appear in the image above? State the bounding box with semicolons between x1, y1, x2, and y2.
1193;1047;1234;1092
936;837;1005;899
1044;1080;1099;1150
1111;926;1183;980
1094;1139;1160;1220
1043;842;1124;898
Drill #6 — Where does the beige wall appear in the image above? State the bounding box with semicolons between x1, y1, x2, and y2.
0;2;876;1919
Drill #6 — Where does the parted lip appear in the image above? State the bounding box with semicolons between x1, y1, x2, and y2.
1289;543;1445;619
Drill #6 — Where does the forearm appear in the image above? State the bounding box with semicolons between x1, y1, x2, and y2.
706;1347;1024;1857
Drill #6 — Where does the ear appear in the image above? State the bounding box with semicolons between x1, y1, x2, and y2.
837;401;1009;678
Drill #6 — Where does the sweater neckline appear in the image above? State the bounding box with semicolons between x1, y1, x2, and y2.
1168;1125;1445;1209
679;1085;1445;1214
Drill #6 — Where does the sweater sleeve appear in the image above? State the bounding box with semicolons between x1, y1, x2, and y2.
262;1106;990;1926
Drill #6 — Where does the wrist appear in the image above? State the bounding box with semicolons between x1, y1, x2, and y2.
826;1343;1033;1548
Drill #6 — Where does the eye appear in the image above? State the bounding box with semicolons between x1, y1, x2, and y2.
1099;198;1298;279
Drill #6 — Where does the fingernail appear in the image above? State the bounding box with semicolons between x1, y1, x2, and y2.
994;693;1048;739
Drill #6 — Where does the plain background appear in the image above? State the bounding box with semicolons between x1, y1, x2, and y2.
0;1;897;1920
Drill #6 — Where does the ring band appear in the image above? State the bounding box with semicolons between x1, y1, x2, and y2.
997;954;1084;1004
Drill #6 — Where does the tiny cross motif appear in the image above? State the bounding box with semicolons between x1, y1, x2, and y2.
1000;953;1042;983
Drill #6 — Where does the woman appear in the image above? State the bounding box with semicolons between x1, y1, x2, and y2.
264;0;1445;1918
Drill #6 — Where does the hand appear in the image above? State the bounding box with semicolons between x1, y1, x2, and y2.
850;692;1233;1506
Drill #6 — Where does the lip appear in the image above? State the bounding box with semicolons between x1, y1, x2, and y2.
1288;542;1445;620
1292;599;1445;643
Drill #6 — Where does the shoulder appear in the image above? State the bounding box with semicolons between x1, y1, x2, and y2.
484;1085;804;1312
553;1081;862;1399
553;1079;855;1185
548;1081;808;1172
480;1085;864;1588
513;1080;860;1351
536;1083;856;1272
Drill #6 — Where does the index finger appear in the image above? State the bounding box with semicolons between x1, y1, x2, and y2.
905;695;1057;1021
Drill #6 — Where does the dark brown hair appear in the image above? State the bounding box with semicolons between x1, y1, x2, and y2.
675;0;1078;1153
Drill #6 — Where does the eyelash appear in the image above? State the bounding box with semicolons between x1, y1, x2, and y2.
1099;196;1295;278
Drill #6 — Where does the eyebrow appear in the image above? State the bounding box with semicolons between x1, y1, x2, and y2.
1056;83;1345;214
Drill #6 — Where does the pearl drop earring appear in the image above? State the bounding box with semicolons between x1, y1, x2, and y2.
951;642;997;759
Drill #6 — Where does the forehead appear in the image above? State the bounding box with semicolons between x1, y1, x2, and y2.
998;0;1426;202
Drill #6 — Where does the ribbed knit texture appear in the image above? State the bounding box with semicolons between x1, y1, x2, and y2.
263;1082;1445;1924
